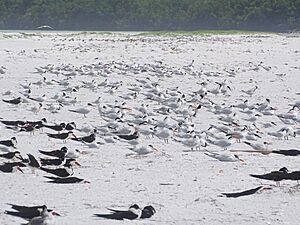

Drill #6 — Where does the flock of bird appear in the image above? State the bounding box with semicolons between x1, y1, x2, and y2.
1;49;300;224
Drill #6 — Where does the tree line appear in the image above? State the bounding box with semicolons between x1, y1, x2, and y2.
0;0;299;31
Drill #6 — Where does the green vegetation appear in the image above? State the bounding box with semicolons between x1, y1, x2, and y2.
0;0;299;31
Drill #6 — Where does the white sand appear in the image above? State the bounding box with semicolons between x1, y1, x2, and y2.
0;32;300;225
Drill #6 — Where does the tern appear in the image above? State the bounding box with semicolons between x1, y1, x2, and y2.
205;151;244;162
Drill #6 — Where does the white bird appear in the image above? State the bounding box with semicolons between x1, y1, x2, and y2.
243;141;271;151
27;205;59;225
128;144;158;155
204;151;244;162
66;149;81;158
208;136;234;150
242;85;258;96
69;105;92;117
29;103;43;114
154;127;174;143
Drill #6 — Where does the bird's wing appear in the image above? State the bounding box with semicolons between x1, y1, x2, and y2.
221;186;264;198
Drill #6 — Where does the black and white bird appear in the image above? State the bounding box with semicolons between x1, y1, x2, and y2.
0;137;17;148
2;97;22;105
39;146;68;159
94;204;142;220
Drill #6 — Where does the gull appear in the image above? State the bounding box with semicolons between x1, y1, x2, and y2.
204;151;244;162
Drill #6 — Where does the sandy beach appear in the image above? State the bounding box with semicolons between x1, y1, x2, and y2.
0;32;300;225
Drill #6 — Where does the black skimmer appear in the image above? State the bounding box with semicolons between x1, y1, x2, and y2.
0;137;17;148
250;167;289;185
117;130;139;141
5;204;54;220
26;154;41;168
71;133;96;143
26;205;60;225
94;204;142;220
141;205;156;219
46;131;76;142
0;119;26;126
43;123;66;132
65;122;76;131
221;186;265;198
0;162;25;173
39;146;68;159
287;171;300;183
44;176;89;184
40;166;73;177
0;151;22;160
2;97;22;105
40;158;80;167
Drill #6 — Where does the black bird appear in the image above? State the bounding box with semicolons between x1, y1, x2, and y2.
27;154;41;168
40;166;73;177
19;123;43;133
65;122;76;131
272;149;300;156
40;158;79;167
0;120;26;126
94;204;142;220
221;186;264;198
5;204;53;220
43;123;66;132
141;205;156;219
0;151;22;160
117;131;139;141
287;171;300;183
39;146;68;159
26;118;47;127
71;133;95;143
0;162;25;173
3;97;22;105
0;137;17;148
47;131;76;141
44;176;88;184
250;167;289;185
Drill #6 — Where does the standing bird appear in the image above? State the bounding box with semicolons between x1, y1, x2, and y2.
250;167;289;185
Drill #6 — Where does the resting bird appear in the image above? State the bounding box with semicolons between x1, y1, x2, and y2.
94;204;142;220
44;176;88;184
2;97;22;105
5;204;53;220
221;186;265;198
